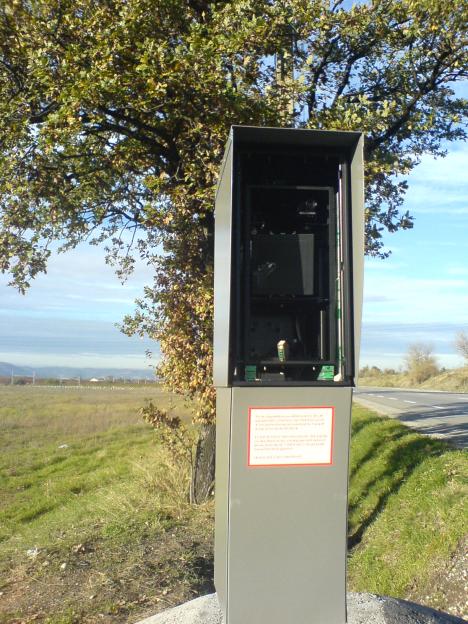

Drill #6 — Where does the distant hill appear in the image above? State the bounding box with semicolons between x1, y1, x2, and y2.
0;361;155;380
0;362;34;377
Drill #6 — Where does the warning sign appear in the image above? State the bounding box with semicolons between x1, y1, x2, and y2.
248;406;334;467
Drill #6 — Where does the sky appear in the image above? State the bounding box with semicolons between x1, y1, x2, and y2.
361;144;468;369
0;243;157;372
0;140;467;373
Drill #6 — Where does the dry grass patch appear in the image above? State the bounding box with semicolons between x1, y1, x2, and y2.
0;386;212;624
359;365;468;392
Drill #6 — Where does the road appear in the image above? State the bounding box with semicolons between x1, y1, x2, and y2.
354;386;468;448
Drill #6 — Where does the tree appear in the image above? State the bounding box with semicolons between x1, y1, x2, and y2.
455;331;468;363
0;0;466;501
405;342;439;383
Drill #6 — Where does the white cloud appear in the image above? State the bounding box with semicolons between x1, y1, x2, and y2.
415;240;457;248
64;293;136;305
447;266;468;276
411;205;468;215
363;271;468;324
364;294;391;302
0;351;158;369
360;321;467;369
0;240;155;321
364;260;407;271
404;150;468;215
0;314;159;369
410;150;468;183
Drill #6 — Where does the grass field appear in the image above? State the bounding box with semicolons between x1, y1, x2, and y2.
0;387;466;622
0;386;210;624
0;385;191;546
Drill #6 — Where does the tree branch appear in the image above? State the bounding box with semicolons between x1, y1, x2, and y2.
366;47;457;153
307;36;340;110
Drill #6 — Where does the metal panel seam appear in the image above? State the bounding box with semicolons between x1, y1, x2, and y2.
344;391;353;623
226;387;233;619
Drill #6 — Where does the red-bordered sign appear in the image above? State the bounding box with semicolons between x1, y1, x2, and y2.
247;406;335;467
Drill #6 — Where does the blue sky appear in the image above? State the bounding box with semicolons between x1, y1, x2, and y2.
0;140;467;372
0;243;157;371
361;144;468;369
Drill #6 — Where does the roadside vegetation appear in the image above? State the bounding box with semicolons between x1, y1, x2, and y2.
360;337;468;392
0;388;466;623
348;405;467;618
359;365;468;392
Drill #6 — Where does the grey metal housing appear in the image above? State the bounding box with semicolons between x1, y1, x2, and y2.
213;126;364;388
215;386;353;624
213;126;365;624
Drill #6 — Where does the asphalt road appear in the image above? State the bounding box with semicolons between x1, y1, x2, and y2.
354;386;468;448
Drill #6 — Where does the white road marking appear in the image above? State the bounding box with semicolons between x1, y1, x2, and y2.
388;398;398;401
404;400;417;404
431;406;444;410
376;395;385;398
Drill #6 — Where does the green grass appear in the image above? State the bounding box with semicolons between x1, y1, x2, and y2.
0;386;194;570
0;388;466;621
348;405;467;612
0;386;209;623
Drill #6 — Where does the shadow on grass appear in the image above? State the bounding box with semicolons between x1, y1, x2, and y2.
348;424;447;550
18;503;56;524
349;424;407;481
187;553;215;595
350;413;382;438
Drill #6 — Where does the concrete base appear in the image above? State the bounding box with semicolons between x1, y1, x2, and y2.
135;593;466;624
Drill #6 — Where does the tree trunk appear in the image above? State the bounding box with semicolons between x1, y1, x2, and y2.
191;423;216;504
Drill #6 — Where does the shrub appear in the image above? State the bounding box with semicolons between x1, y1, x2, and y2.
455;331;468;363
405;343;439;383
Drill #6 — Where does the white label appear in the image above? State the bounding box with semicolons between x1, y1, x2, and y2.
248;407;334;467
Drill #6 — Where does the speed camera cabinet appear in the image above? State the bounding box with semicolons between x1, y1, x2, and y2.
213;126;364;624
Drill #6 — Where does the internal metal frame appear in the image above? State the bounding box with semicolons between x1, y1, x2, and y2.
229;146;354;386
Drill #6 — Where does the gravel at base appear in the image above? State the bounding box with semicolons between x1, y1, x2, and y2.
135;592;467;624
136;594;220;624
